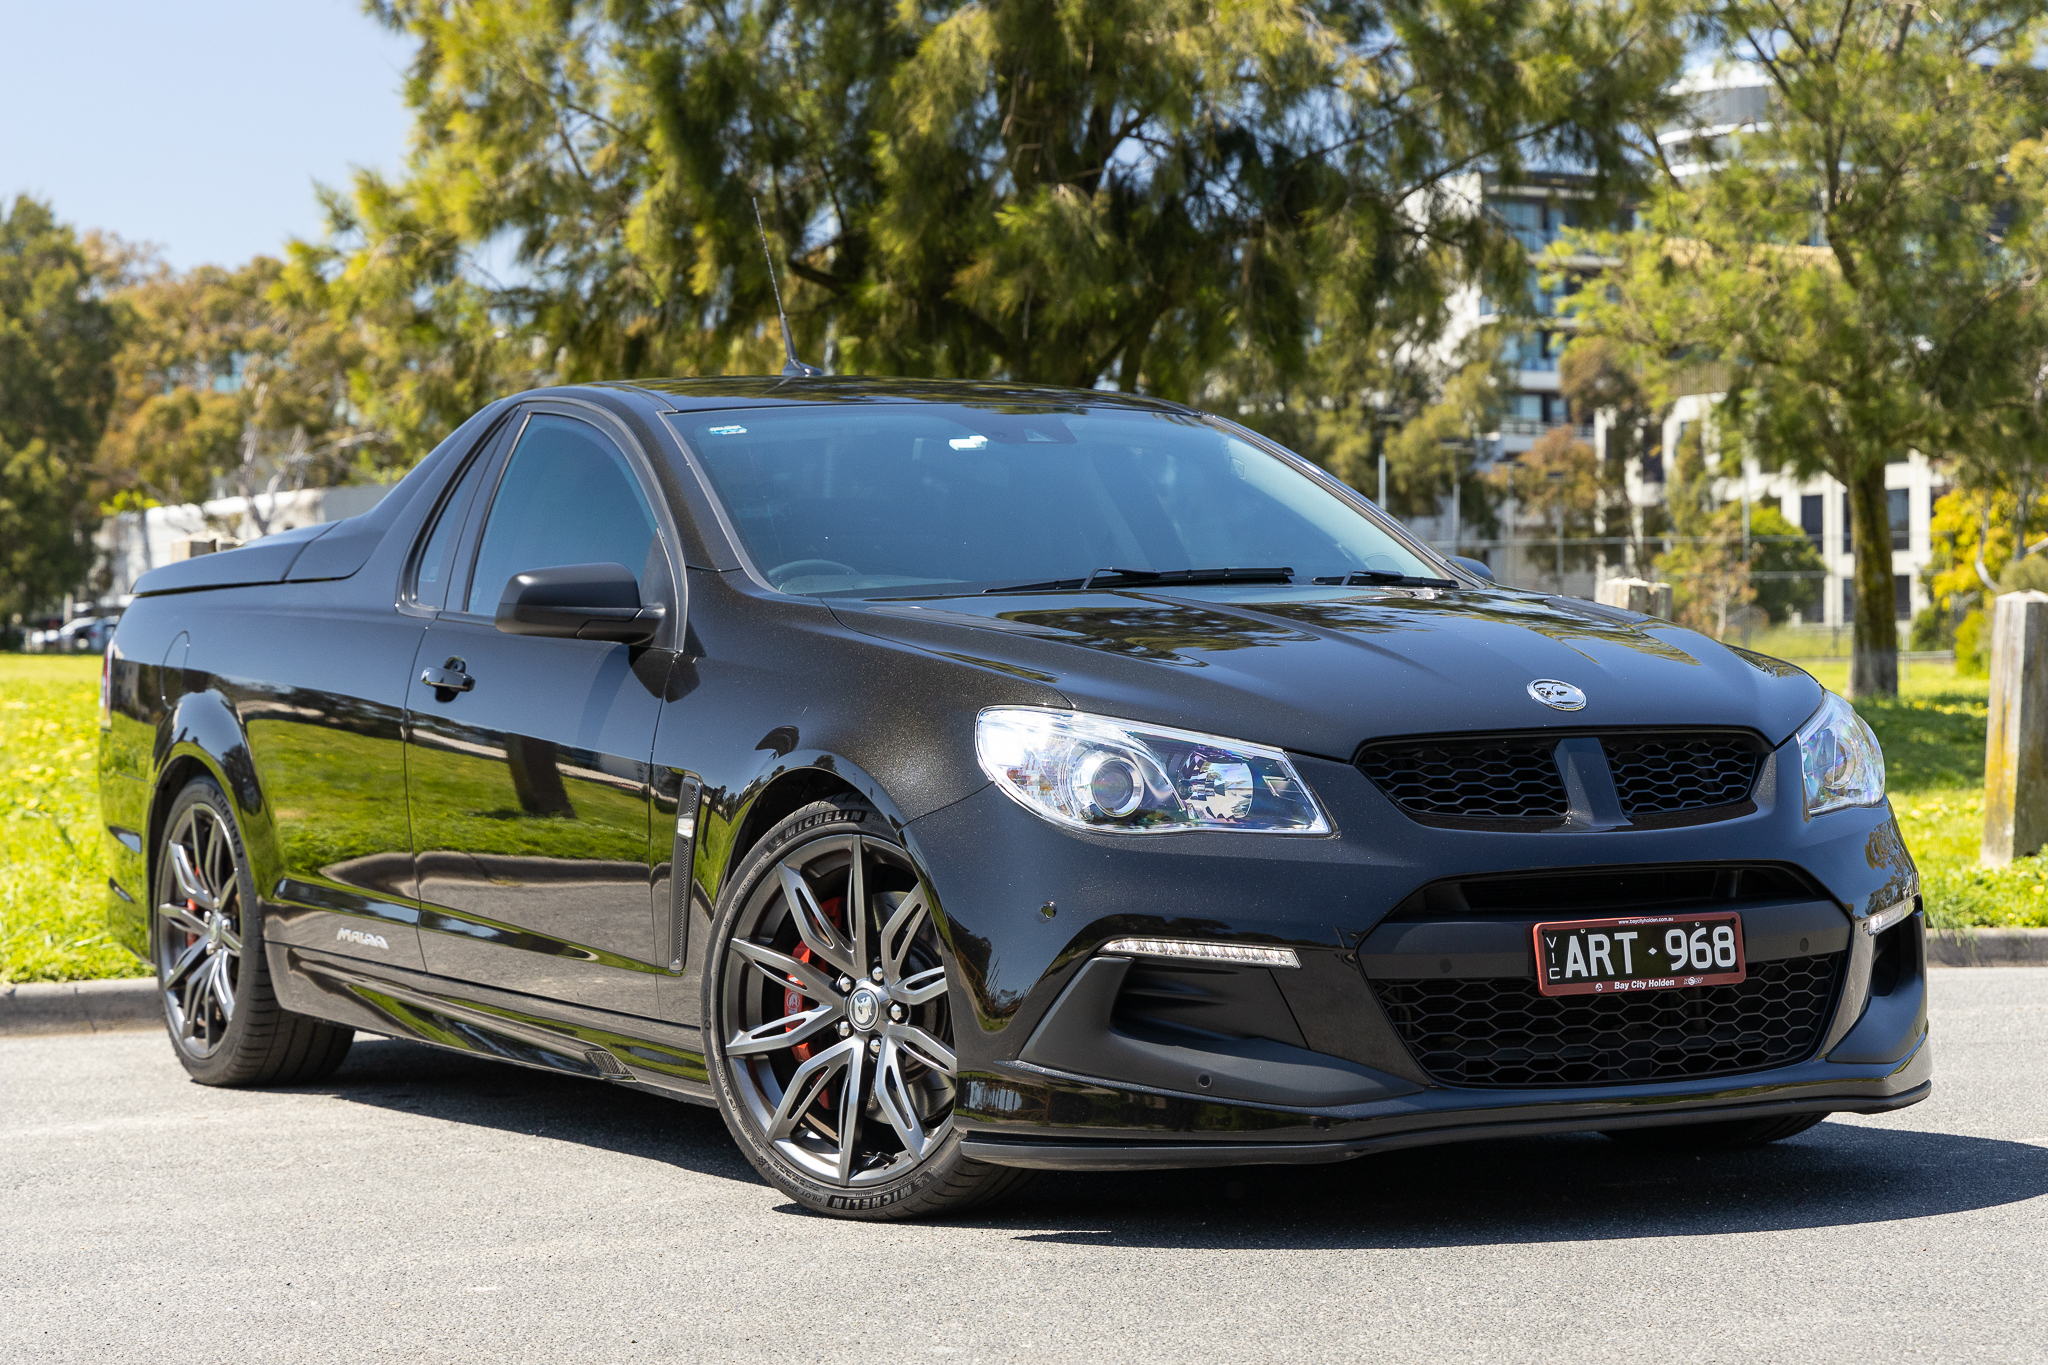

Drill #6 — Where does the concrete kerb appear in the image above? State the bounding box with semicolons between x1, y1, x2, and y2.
1927;927;2048;968
0;978;158;1036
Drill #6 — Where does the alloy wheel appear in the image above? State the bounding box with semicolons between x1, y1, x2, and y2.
155;803;244;1059
718;833;957;1187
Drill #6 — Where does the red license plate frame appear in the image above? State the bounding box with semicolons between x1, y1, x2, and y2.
1532;911;1746;997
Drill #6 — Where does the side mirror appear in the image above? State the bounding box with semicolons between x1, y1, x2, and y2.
1449;555;1494;583
495;562;664;644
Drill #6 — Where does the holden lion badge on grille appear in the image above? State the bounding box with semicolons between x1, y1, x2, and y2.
1527;679;1586;711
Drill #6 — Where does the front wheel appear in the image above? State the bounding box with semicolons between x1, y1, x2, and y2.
702;798;1032;1219
152;776;354;1086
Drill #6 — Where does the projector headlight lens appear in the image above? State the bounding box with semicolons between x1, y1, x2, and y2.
1797;691;1887;817
975;708;1329;834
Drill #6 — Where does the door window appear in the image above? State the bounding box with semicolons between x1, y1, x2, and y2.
412;438;500;609
465;415;662;614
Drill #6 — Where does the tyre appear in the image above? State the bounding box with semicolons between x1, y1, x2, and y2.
1602;1112;1827;1150
152;776;354;1086
702;798;1033;1219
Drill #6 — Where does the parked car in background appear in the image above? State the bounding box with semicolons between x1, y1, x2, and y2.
99;377;1928;1221
28;615;118;654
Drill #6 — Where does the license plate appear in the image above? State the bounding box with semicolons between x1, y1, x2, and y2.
1533;911;1746;997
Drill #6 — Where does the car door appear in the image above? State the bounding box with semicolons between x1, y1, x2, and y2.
233;417;515;974
404;404;678;1017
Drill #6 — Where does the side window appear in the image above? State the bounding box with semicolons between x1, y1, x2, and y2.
410;434;500;609
464;414;662;615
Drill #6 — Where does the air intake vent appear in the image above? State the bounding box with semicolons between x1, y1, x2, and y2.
1605;736;1761;818
1354;739;1569;825
1370;953;1844;1088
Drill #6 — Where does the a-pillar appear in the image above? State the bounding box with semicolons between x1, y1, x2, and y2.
1981;590;2048;866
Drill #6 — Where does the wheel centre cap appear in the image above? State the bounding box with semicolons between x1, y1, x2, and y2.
848;983;884;1032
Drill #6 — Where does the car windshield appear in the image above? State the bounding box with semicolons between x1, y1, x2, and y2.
669;403;1441;596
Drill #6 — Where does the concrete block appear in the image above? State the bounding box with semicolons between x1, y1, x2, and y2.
1596;577;1673;619
168;537;241;561
1982;590;2048;866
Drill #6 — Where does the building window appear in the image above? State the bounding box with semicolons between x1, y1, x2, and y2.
1505;332;1555;372
1800;494;1823;549
1894;574;1911;619
1888;488;1910;550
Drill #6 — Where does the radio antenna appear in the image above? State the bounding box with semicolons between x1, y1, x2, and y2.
753;197;824;378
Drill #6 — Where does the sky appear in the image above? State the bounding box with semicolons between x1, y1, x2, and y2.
1;0;417;271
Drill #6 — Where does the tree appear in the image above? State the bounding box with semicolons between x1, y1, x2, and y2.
300;0;1685;457
1558;333;1663;572
1485;423;1601;587
1650;420;1751;634
0;198;124;626
1745;504;1824;624
1568;0;2048;695
1381;353;1509;540
97;257;392;534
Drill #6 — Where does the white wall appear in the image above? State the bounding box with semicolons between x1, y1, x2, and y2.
94;484;394;606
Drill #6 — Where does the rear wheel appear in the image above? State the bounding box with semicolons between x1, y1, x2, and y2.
703;798;1033;1219
152;777;354;1086
1602;1112;1827;1150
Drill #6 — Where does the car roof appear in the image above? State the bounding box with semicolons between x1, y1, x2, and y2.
582;375;1197;415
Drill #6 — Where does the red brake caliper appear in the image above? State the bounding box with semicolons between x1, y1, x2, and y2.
785;895;843;1069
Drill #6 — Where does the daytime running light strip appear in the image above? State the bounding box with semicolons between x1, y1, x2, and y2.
1101;938;1301;969
1863;898;1917;936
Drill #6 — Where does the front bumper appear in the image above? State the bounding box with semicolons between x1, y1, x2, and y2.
904;747;1930;1170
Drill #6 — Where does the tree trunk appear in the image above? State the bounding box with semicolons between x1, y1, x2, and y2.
1845;462;1898;697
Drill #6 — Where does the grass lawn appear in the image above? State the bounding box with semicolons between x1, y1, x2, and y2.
1801;661;2047;928
1;654;148;982
2;652;2040;982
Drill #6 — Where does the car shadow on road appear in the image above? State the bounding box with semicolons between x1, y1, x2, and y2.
1000;1122;2048;1248
295;1038;2045;1244
295;1035;766;1189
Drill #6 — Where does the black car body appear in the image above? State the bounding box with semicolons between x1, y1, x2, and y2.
99;378;1929;1218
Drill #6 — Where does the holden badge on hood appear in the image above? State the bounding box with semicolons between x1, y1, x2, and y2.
1528;679;1586;711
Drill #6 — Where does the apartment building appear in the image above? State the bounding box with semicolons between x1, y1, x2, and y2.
1407;68;1944;621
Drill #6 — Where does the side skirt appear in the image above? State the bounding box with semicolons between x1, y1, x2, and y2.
268;942;716;1105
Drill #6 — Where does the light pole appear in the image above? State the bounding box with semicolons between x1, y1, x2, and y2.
1548;468;1566;592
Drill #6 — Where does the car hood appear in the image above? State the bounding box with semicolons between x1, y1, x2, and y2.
828;584;1823;760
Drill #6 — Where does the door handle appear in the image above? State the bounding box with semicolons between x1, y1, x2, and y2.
421;657;474;701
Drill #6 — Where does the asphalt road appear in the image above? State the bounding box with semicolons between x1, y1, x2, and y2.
3;971;2044;1364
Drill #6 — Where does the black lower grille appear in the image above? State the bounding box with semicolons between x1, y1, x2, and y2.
1370;953;1844;1087
1607;737;1760;818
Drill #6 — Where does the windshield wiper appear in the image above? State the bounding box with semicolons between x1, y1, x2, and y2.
983;566;1296;595
1312;569;1459;589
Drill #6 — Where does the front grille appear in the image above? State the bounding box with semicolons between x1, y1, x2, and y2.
1370;953;1844;1087
1355;730;1763;829
1606;737;1760;818
1354;739;1568;822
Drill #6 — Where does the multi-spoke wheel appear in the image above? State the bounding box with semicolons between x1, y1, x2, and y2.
704;798;1033;1219
151;777;354;1086
157;798;245;1058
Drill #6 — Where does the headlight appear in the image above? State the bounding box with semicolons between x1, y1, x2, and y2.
974;708;1330;834
1796;692;1886;817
